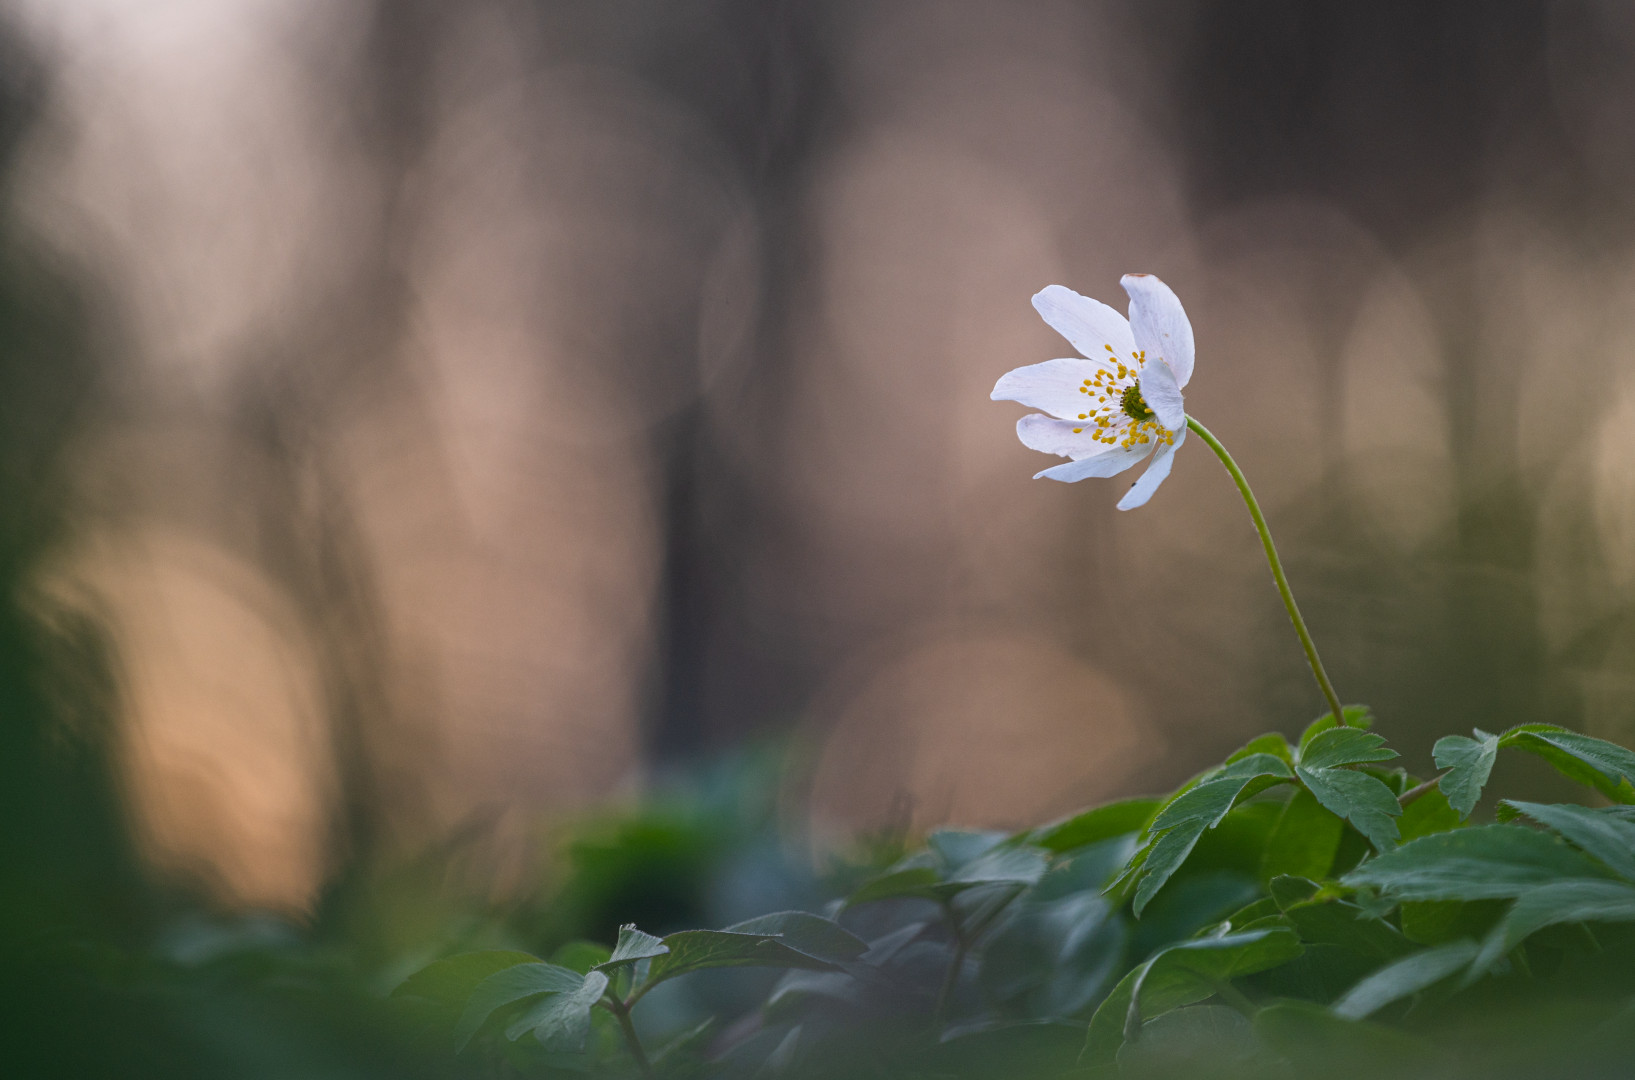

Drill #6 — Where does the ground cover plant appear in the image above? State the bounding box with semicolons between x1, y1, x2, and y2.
391;277;1635;1076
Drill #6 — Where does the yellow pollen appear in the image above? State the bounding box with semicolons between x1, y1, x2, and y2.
1104;345;1114;353
1073;427;1083;433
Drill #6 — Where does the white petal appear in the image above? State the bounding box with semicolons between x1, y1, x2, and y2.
992;358;1117;420
1032;285;1137;361
1121;274;1195;387
1035;441;1152;482
1116;424;1187;510
1017;413;1123;459
1137;358;1186;431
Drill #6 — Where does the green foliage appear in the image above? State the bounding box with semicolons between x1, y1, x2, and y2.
42;711;1635;1078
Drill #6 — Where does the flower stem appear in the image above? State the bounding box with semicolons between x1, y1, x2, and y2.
1185;417;1346;728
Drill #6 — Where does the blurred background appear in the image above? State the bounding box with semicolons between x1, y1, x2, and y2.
3;0;1635;998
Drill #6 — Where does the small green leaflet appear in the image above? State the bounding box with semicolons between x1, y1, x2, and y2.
1124;756;1294;916
595;924;668;970
1433;730;1498;819
508;969;610;1052
1291;728;1402;851
1501;726;1635;803
642;912;866;987
1330;941;1478;1020
454;962;584;1050
1260;788;1345;883
1297;728;1398;770
1344;825;1616;901
1295;706;1375;756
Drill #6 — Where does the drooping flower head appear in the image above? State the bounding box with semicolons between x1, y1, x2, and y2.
991;274;1194;509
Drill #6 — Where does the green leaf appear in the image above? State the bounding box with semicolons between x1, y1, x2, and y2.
509;969;609;1052
844;857;942;907
1501;725;1635;803
1083;928;1303;1065
1299;728;1398;770
1295;764;1401;851
1330;940;1478;1019
724;911;868;966
1471;879;1635;974
454;962;583;1051
1127;760;1294;916
1032;798;1159;853
1398;900;1504;946
1397;787;1462;842
1282;899;1414;963
1344;825;1616;901
596;924;668;970
1433;730;1499;819
1502;800;1635;881
391;950;541;1009
1260;788;1345;883
1296;706;1374;755
643;918;862;989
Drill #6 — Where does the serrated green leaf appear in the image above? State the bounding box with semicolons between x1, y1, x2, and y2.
1127;760;1294;915
1502;801;1635;881
454;962;583;1051
1299;728;1398;770
1329;940;1477;1020
1083;929;1302;1065
1032;798;1160;853
509;969;608;1052
1261;788;1345;883
1344;825;1616;901
1131;821;1210;917
1296;706;1374;754
1295;765;1401;851
596;924;668;971
1471;879;1635;974
643;923;855;989
1433;730;1499;819
391;950;541;1009
1501;726;1635;803
1150;777;1255;833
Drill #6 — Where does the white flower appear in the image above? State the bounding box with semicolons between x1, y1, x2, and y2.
991;274;1195;510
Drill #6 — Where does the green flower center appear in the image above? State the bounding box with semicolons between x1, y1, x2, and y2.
1120;384;1154;422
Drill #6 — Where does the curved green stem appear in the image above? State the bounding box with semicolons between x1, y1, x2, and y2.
1185;417;1346;728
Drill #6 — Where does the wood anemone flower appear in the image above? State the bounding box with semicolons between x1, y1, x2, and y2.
991;274;1194;510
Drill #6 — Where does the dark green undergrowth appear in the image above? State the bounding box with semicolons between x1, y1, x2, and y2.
16;714;1635;1079
378;709;1635;1079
